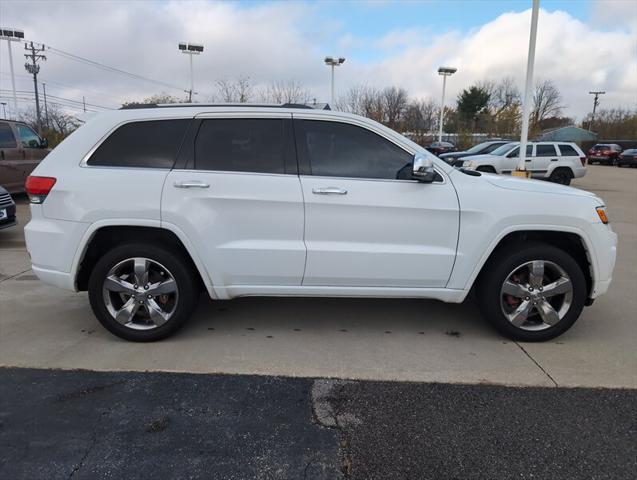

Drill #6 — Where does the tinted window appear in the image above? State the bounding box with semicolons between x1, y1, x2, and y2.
15;124;40;148
483;142;506;154
0;122;17;148
508;145;533;157
535;144;557;157
88;120;189;168
559;144;579;156
299;120;413;180
195;119;285;173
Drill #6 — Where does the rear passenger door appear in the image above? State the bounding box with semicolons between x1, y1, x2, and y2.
162;114;306;292
0;122;23;192
531;143;558;177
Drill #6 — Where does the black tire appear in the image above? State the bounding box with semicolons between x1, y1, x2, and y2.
88;243;199;341
476;165;497;173
549;168;572;185
476;242;586;341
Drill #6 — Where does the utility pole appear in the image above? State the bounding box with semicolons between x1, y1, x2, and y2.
42;82;49;129
588;91;605;131
83;96;86;112
24;41;46;134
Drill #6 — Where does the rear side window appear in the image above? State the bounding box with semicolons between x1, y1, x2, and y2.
87;119;190;168
558;144;579;156
535;144;557;157
195;119;285;173
297;120;413;180
0;122;17;148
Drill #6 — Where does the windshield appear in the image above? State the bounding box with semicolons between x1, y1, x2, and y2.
465;142;491;154
490;143;517;156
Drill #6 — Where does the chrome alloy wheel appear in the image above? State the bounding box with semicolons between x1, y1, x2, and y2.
102;257;179;330
500;260;573;331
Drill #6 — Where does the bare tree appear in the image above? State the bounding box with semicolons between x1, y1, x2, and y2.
214;77;253;103
402;98;437;140
259;80;311;104
532;79;563;128
381;86;409;129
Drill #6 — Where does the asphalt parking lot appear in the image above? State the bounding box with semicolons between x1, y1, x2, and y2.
1;165;636;478
1;165;636;388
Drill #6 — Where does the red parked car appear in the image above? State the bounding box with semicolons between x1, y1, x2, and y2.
587;144;622;165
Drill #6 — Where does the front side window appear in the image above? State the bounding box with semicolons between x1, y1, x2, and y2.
0;122;17;149
491;143;517;156
535;144;557;157
508;145;533;158
558;144;579;156
88;119;190;168
15;124;41;148
195;119;285;174
298;120;413;180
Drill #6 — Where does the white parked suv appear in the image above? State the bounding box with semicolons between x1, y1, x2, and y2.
24;105;617;342
462;141;587;185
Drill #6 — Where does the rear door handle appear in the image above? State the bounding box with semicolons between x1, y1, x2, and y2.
174;180;210;189
312;187;348;195
550;158;558;161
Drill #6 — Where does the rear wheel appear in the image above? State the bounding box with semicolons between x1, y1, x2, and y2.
549;168;572;185
88;243;199;341
477;243;586;341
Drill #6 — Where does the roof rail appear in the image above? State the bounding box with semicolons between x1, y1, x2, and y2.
120;103;314;110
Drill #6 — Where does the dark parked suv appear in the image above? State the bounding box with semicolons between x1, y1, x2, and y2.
439;140;510;166
0;185;17;230
0;119;50;193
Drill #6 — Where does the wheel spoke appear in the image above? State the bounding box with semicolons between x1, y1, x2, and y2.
502;280;528;298
509;300;533;327
114;297;141;325
529;261;545;288
104;275;135;294
133;258;149;286
537;299;560;326
542;277;572;297
147;299;168;326
147;278;177;296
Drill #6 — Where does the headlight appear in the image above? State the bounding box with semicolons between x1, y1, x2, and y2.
596;206;609;224
463;160;477;169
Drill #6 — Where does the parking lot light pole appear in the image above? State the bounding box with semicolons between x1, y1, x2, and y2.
0;27;25;112
178;43;204;102
437;67;457;143
514;0;540;177
324;56;345;106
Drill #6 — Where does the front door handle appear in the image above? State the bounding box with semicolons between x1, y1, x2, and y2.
550;158;558;161
312;187;348;195
174;180;210;189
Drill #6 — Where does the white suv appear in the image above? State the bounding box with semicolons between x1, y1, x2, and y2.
462;141;587;185
24;105;617;342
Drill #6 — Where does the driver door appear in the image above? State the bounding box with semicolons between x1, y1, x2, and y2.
295;118;459;288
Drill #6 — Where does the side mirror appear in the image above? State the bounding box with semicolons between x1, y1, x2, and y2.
412;153;436;183
40;138;49;148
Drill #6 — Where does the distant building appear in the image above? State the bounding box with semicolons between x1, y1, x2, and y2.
305;101;331;110
535;125;597;144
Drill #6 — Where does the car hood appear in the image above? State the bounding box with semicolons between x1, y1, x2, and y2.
439;151;471;159
484;174;600;200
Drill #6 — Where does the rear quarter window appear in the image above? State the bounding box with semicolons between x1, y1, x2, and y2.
87;119;190;168
0;122;17;148
558;144;579;156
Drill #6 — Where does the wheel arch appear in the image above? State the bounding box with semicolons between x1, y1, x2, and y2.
74;222;215;298
467;229;594;299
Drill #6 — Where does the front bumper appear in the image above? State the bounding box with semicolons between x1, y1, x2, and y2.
587;223;617;299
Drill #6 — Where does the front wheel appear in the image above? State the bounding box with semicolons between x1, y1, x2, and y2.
88;243;199;341
477;243;587;341
549;168;572;185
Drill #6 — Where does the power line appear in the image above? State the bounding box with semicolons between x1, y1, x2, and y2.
42;43;189;94
0;88;113;110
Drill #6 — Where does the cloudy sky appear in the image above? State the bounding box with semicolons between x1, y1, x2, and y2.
1;0;635;120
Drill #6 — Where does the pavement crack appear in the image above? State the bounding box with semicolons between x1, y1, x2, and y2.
515;341;559;387
0;269;31;284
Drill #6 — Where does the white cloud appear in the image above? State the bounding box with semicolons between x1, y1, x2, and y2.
0;1;634;120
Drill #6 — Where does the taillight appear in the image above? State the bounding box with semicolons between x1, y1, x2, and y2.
580;156;587;167
25;176;56;204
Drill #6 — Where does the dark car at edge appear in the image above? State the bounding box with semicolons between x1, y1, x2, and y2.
439;140;511;167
